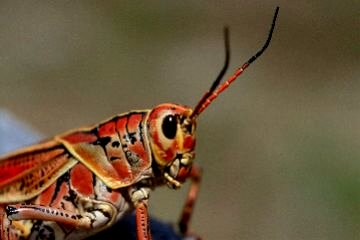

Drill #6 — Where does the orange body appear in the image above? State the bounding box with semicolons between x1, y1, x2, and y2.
0;105;196;239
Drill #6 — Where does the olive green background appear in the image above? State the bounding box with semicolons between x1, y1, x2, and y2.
0;1;358;239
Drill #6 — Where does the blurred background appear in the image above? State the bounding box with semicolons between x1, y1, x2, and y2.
0;1;358;239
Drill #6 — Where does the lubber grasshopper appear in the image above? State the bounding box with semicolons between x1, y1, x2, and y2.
0;7;279;240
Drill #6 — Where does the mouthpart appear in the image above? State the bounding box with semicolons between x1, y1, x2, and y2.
164;152;194;189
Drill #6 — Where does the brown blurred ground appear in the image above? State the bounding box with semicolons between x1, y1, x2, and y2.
0;1;359;239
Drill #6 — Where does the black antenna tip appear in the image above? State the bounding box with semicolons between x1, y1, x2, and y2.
208;26;231;93
247;6;279;65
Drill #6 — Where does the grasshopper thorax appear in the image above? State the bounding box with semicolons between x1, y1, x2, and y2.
147;103;196;188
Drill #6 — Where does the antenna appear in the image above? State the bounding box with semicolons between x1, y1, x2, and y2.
191;7;279;119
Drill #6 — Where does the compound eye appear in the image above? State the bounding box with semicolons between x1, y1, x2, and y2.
162;115;178;139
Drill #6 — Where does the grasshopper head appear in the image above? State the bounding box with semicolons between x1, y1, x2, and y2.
146;8;278;188
147;103;196;188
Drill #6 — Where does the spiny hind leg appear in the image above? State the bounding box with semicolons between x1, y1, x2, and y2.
6;198;117;231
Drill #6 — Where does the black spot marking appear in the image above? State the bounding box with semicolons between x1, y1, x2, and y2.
112;141;120;148
128;132;137;144
63;189;78;206
137;113;146;147
106;186;113;193
102;210;111;219
5;206;18;216
92;172;98;199
185;123;193;134
95;137;111;148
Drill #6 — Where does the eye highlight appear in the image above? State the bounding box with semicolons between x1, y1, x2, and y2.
162;115;178;139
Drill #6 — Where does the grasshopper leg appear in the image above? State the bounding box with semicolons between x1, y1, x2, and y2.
129;185;152;240
6;200;116;230
179;164;202;237
135;201;152;240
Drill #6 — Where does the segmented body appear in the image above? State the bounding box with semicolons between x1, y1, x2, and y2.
0;110;158;239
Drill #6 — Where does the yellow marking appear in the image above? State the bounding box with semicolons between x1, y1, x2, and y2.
11;220;32;237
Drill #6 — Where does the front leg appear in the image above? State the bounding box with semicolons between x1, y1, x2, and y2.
135;201;152;240
179;164;202;236
129;185;152;240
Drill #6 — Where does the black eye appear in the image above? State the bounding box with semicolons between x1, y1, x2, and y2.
162;115;177;139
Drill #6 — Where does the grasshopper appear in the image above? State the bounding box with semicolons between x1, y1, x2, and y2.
0;7;279;240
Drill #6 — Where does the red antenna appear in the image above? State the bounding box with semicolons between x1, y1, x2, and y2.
191;6;279;119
